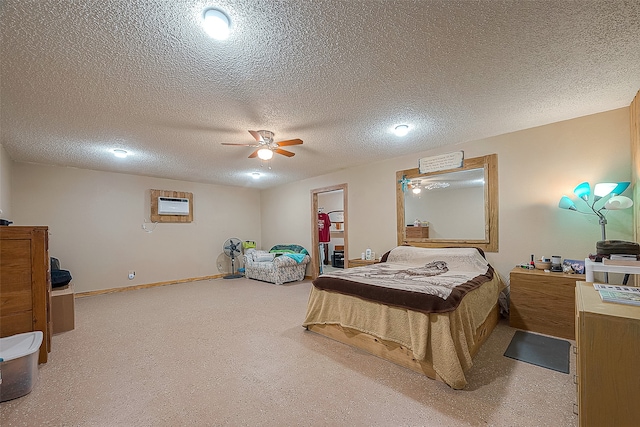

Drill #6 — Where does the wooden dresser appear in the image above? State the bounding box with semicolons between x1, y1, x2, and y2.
575;281;640;426
509;268;584;339
0;226;51;363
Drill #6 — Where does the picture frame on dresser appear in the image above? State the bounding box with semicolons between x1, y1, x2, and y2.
563;259;585;274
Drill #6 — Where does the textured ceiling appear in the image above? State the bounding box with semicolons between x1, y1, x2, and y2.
2;0;640;189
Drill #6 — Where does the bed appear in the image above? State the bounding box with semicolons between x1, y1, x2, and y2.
302;246;505;389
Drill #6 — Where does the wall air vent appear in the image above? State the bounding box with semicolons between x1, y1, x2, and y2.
157;197;190;215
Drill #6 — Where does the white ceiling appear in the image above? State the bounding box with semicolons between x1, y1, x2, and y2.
2;0;640;189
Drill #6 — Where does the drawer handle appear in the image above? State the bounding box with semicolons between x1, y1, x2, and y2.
573;403;579;415
573;374;578;385
573;345;577;355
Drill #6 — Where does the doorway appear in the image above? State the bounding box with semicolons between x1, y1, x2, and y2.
311;184;348;280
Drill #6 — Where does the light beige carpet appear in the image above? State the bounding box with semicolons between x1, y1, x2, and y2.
0;278;577;426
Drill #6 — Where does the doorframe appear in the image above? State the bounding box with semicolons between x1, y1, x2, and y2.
311;184;348;280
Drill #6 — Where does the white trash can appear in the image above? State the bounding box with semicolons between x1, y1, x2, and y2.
0;331;43;402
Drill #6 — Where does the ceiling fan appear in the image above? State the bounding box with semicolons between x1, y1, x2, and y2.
221;130;303;160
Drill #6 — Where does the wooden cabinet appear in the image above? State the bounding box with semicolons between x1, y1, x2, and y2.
0;226;51;363
347;258;379;268
509;268;583;339
575;282;640;426
405;226;429;238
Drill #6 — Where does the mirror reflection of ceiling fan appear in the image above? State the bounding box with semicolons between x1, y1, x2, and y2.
221;130;303;161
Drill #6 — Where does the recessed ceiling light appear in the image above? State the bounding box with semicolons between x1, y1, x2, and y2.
202;8;231;40
251;172;261;179
111;149;129;158
394;125;410;137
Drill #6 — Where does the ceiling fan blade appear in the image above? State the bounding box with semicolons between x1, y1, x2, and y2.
275;138;303;147
248;130;262;142
248;149;260;158
221;143;259;147
274;148;295;157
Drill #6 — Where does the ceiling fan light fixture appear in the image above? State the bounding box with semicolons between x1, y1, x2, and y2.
202;8;231;40
257;130;274;144
257;148;273;160
251;172;261;179
394;124;410;137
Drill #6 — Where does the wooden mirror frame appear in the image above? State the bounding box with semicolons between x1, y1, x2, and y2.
396;153;498;252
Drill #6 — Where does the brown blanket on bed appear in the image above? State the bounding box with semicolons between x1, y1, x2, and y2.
312;265;495;314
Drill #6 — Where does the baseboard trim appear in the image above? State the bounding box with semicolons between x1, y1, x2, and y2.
75;274;227;298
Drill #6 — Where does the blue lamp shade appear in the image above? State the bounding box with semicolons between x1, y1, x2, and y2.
558;196;577;211
573;182;591;201
593;183;617;200
611;181;630;196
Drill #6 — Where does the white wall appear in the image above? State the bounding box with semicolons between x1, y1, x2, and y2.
0;143;12;219
7;108;633;290
12;163;261;293
261;108;633;283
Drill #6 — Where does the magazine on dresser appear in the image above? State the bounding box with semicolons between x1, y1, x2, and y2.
593;283;640;306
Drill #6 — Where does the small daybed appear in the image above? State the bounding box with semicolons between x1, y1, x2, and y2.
302;245;504;389
244;245;310;285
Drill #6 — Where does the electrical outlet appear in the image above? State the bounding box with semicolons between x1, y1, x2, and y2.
128;271;135;280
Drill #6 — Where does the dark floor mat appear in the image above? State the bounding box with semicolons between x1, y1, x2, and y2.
503;330;570;374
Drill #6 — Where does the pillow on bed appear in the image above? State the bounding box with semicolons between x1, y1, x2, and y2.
255;252;276;262
385;246;488;273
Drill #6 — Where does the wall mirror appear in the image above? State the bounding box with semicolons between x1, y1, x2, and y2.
396;154;498;252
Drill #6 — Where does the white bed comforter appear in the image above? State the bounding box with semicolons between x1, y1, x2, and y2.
321;246;489;300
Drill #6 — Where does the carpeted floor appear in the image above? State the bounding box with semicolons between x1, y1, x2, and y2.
0;278;577;426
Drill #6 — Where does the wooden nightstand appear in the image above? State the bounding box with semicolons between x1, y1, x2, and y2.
509;267;584;339
347;259;379;268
